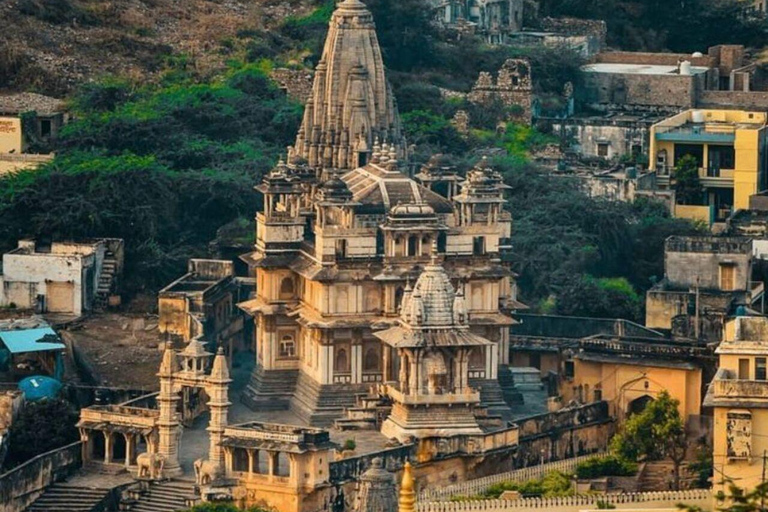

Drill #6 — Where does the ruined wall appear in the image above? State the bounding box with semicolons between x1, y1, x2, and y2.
553;119;651;160
697;90;768;110
593;52;715;68
269;68;314;104
581;72;703;111
539;17;606;51
469;59;533;124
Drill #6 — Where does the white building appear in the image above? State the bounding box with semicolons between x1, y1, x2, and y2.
0;239;123;316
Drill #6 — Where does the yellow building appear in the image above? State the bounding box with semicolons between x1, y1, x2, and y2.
705;315;768;498
0;93;67;176
560;335;703;423
650;109;768;223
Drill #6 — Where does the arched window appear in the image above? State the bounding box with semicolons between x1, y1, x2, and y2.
335;348;349;373
364;346;380;371
279;277;294;299
408;235;418;256
279;334;296;358
394;287;404;313
469;347;485;369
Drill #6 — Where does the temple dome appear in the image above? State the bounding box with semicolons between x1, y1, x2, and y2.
406;259;456;328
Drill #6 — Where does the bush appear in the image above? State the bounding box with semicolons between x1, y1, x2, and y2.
4;399;79;469
575;455;638;480
479;470;573;499
343;439;357;451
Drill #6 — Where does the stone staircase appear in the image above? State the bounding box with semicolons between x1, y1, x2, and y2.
94;251;118;310
122;479;198;512
241;365;298;411
290;371;367;427
26;484;112;512
638;461;692;491
497;365;524;406
470;377;513;417
335;390;393;431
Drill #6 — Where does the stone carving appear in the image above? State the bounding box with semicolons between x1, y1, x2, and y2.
194;458;217;486
136;452;166;480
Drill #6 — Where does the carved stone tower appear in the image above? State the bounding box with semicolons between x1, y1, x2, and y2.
355;457;398;512
289;0;407;174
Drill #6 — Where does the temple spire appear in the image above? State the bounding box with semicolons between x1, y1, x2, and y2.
398;461;416;512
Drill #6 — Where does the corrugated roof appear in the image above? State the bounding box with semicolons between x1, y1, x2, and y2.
0;328;65;354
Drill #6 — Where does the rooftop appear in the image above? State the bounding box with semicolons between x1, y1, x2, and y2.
665;235;752;254
0;93;66;116
583;63;709;76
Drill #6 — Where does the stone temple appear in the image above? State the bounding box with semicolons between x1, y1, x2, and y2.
288;0;407;175
239;0;523;428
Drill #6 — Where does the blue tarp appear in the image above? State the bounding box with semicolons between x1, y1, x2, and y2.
0;328;65;354
18;376;62;401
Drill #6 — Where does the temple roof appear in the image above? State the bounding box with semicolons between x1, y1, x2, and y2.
342;163;454;215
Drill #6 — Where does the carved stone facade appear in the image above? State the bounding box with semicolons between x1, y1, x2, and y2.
468;59;533;125
288;0;406;175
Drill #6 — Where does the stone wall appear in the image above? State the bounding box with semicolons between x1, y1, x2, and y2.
697;90;768;110
469;59;533;124
269;68;314;104
540;17;606;47
580;72;703;111
592;52;715;68
515;401;614;466
0;441;82;512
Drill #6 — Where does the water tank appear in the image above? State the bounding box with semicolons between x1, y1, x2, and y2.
680;60;692;76
692;51;704;58
692;110;705;124
18;375;62;401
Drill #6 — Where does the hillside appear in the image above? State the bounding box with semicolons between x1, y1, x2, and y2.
0;0;313;96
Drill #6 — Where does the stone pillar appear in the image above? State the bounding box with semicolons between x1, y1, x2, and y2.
125;434;134;468
104;431;112;464
157;343;182;476
408;351;418;395
351;344;362;384
247;449;255;475
268;452;277;478
207;348;232;477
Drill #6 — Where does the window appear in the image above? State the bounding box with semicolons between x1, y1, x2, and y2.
757;358;767;381
708;145;735;175
40;119;52;138
597;143;609;157
720;263;736;291
363;345;380;371
408;236;418;257
739;358;750;379
335;347;349;373
279;334;296;358
473;236;486;256
529;353;541;370
335;239;347;259
279;277;294;299
564;360;575;379
593;388;603;402
674;144;704;168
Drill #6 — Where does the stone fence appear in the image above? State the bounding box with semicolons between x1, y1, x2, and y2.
0;441;82;512
418;452;606;502
329;444;413;484
416;489;712;512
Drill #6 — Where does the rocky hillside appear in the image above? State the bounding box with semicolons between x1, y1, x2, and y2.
0;0;312;96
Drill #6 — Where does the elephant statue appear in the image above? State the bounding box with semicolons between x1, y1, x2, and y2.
136;452;166;480
194;458;217;486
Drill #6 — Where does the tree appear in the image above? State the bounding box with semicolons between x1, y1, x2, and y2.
674;155;704;206
610;390;689;490
4;398;79;469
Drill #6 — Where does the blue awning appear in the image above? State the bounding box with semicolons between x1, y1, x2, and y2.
0;328;65;354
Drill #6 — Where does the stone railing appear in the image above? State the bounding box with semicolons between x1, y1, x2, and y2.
329;444;413;484
713;378;768;399
0;441;82;512
416;489;712;512
418;453;606;502
80;406;158;427
385;385;480;405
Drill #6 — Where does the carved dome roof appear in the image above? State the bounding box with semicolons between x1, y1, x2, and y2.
406;261;456;327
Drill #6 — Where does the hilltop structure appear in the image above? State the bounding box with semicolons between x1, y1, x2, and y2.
240;0;521;427
287;0;407;176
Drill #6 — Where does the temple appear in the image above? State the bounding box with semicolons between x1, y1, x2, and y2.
288;0;407;175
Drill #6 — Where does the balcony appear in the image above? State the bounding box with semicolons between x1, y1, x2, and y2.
713;378;768;400
655;125;736;144
384;384;480;405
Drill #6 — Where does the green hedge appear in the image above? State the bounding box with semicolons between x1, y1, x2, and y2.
575;455;638;480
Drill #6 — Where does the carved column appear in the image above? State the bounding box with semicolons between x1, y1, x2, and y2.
207;348;232;477
104;431;112;464
157;343;182;476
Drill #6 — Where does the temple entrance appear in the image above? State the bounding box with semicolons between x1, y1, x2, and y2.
628;394;654;416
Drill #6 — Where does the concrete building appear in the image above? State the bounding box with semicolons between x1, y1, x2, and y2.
649;109;768;222
158;259;247;356
0;239;123;316
704;315;768;499
0;93;67;176
431;0;524;43
645;236;764;341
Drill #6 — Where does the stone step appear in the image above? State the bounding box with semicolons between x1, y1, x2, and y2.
26;484;110;512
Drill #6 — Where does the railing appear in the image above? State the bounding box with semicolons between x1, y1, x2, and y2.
416;489;712;512
362;373;383;383
713;378;768;399
385;385;480;405
418;452;607;502
0;441;82;512
334;373;352;384
329;444;413;484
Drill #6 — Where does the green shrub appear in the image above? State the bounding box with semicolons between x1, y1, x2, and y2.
575;455;638;480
